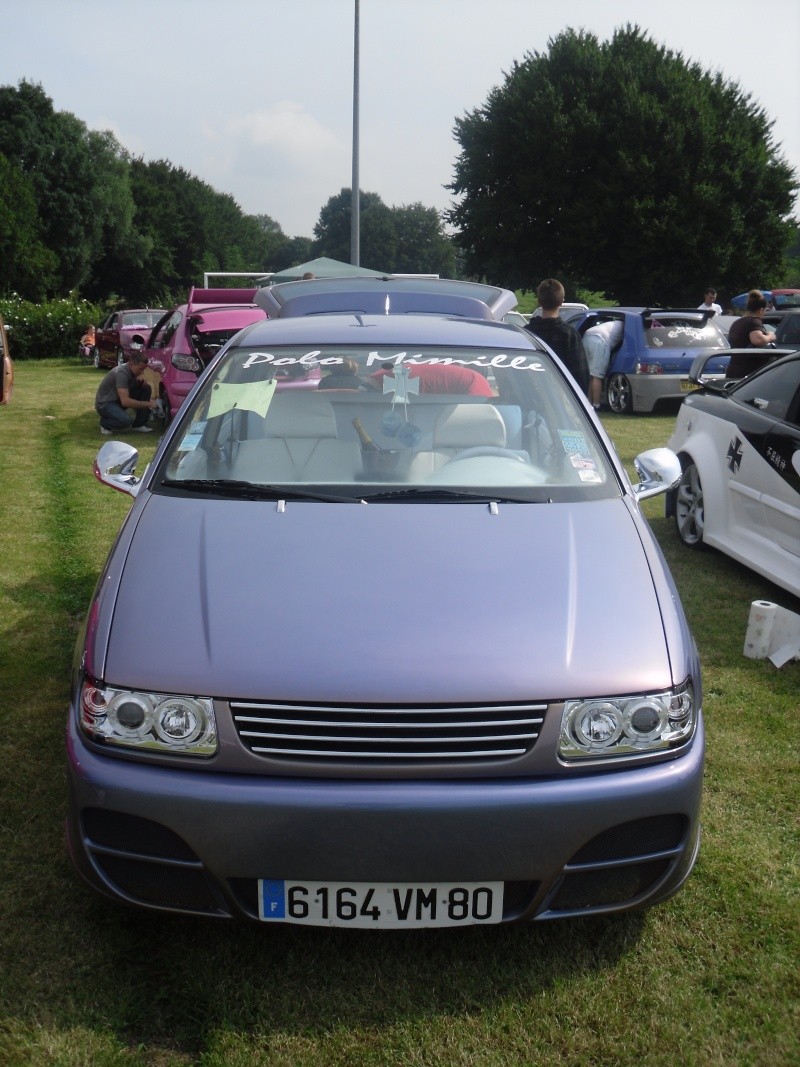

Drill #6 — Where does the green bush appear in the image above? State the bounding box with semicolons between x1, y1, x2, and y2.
0;293;103;360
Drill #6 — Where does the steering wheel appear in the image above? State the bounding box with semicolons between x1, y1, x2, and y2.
443;446;527;465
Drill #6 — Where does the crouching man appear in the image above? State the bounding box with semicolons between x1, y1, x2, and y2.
95;348;156;435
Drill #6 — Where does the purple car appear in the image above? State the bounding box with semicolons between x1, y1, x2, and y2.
67;289;703;927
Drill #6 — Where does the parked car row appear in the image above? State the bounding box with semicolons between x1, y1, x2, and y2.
69;276;704;926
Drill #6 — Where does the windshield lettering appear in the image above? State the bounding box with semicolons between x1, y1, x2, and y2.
242;349;546;373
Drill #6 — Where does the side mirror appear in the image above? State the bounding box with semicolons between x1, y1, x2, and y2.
93;441;142;497
633;447;682;501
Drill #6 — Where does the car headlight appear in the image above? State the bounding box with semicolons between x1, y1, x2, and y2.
171;353;203;373
559;681;695;761
79;679;217;757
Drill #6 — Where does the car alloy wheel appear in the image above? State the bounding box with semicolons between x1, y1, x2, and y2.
675;462;705;548
606;373;633;414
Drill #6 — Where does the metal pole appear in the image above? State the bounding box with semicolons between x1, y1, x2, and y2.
350;0;360;266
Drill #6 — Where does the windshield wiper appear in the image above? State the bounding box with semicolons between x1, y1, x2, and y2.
361;486;551;503
160;478;365;503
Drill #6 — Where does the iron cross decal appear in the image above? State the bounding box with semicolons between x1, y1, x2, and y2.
727;436;743;474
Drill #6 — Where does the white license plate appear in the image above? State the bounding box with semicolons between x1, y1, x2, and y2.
258;880;504;928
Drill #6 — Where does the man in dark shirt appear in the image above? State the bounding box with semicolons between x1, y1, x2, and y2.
95;351;156;433
726;290;775;379
525;279;589;395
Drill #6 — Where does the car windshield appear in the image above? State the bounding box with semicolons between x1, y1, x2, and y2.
645;317;728;349
121;311;163;329
158;343;619;502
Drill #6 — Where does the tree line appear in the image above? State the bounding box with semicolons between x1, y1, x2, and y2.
2;26;798;312
0;82;455;307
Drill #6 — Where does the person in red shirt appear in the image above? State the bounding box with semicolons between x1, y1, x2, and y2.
369;361;494;396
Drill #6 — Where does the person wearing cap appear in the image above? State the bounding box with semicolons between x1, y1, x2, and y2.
94;335;156;434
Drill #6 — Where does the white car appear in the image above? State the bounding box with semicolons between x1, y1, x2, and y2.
666;351;800;597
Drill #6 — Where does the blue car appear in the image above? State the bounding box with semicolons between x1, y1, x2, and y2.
67;287;703;927
577;308;730;414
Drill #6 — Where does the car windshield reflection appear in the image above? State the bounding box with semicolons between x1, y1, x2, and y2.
159;343;617;503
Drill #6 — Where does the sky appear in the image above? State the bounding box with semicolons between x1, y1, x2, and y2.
3;0;799;241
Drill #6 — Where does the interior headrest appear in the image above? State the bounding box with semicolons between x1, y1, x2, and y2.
266;397;338;438
433;404;506;448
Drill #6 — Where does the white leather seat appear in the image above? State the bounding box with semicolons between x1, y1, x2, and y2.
231;396;361;482
406;404;507;479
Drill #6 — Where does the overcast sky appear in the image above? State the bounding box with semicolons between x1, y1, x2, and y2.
4;0;799;240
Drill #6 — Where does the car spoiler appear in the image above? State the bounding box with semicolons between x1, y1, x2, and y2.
254;277;517;322
186;287;258;312
255;291;495;320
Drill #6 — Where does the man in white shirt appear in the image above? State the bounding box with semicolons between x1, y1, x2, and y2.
583;318;624;410
697;288;723;315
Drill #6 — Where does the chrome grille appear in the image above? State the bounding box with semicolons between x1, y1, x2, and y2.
230;700;547;762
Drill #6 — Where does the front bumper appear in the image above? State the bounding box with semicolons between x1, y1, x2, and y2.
66;710;704;923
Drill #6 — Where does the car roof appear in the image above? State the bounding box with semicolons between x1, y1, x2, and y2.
255;277;517;321
236;311;538;350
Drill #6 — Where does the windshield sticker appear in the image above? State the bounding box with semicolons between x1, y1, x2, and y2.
180;421;207;452
240;350;547;373
577;467;603;483
558;429;592;457
665;326;707;341
559;429;601;481
207;378;276;419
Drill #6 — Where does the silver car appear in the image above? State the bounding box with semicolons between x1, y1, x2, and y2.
67;308;703;927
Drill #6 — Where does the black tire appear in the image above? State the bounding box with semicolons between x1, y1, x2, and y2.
606;373;633;414
674;461;705;548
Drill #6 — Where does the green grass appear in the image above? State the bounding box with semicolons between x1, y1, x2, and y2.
1;361;798;1066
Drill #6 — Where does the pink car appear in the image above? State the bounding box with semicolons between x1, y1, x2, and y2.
143;289;268;419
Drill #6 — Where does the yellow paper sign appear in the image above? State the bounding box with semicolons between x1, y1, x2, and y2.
207;378;277;419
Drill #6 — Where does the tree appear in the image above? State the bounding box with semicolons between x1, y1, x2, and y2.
391;203;456;276
448;26;798;305
0;153;57;298
313;190;458;276
313;189;397;271
0;81;138;297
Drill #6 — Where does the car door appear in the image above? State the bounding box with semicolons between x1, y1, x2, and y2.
0;314;12;404
96;313;121;364
731;359;800;559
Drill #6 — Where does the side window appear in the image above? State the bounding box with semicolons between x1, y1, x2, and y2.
151;311;182;349
734;360;800;424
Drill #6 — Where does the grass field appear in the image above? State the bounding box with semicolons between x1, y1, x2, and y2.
1;359;798;1066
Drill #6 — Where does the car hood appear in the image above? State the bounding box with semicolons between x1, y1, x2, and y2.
101;494;674;703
